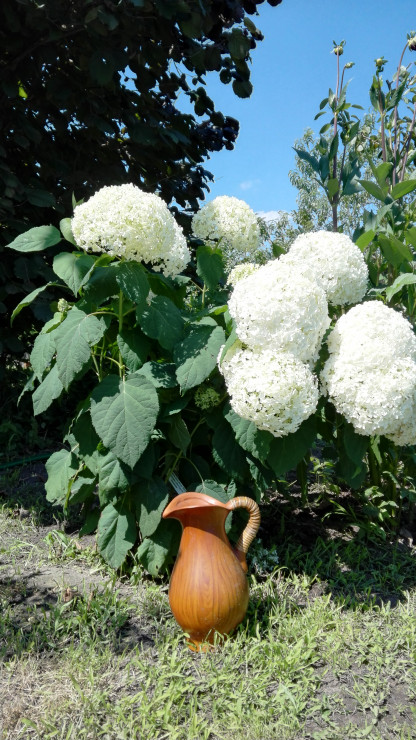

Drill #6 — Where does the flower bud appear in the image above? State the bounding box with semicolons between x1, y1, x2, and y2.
408;36;416;51
57;298;70;313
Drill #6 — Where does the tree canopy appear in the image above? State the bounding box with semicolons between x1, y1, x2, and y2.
0;0;281;240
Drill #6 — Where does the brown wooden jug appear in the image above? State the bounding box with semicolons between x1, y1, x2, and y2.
162;492;261;650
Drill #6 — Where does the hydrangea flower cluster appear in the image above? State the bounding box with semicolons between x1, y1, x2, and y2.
220;345;319;438
228;259;330;364
281;230;368;305
191;196;261;265
71;184;190;278
194;385;221;411
321;301;416;443
227;262;259;287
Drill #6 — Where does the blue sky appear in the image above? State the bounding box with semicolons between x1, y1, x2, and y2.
189;0;416;218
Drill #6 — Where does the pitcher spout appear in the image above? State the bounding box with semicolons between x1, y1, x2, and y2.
162;491;229;520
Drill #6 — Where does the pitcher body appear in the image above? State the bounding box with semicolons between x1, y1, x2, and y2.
163;492;260;649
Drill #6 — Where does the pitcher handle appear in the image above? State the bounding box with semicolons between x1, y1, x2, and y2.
226;497;261;573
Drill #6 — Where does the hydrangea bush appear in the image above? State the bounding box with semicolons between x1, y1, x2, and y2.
7;181;416;567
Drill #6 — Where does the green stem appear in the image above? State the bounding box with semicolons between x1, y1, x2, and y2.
118;291;124;379
368;444;381;488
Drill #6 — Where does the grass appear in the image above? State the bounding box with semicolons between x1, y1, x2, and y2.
2;488;416;738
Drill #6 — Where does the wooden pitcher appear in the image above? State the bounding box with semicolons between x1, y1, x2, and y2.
162;492;261;650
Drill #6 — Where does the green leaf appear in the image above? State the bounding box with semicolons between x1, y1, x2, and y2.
140;295;184;350
26;189;56;208
69;471;97;505
97;502;136;569
218;325;238;365
342;422;369;464
167;414;191;454
358;180;386;202
10;284;52;325
328;132;339;160
54;307;107;389
45;449;78;505
90;374;159;468
6;225;61;252
136;519;180;576
33;364;64;415
175;320;226;392
116;261;150;312
390;179;416;200
30;331;56;379
195;480;231;503
228;28;251;60
134;477;169;538
53;252;95;295
267;417;317;476
293;148;320;174
138;361;177;388
224;407;272;462
83;263;119;305
385;273;416;302
89;51;115;85
373;162;393;187
59;218;76;245
70;411;101;469
97;450;131;502
196;245;225;289
378;234;412;268
355;230;376;250
117;328;150;372
405;227;416;248
212;419;248;481
327;178;339;198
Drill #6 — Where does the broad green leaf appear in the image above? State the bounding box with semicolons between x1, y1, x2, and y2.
138;361;177;388
293;148;320;174
405;227;416;248
54;307;106;389
59;218;76;245
11;284;52;325
327;177;339;198
228;28;251;60
328;133;339;160
6;225;61;252
390;179;416;200
97;502;136;569
53;252;95;295
69;471;97;505
374;162;393;187
140;295;184;350
97;450;131;502
167;414;191;454
342;422;369;464
70;411;101;469
30;329;56;379
117;328;150;371
90;374;159;468
224;407;272;462
134;477;169;538
195;479;231;503
218;325;238;365
79;509;100;537
136;519;181;576
267;416;317;475
196;245;225;290
378;234;412;268
116;261;150;312
83;263;119;305
45;449;78;505
355;229;375;250
33;364;64;415
175;320;226;392
212;419;248;481
358;180;386;202
385;273;416;302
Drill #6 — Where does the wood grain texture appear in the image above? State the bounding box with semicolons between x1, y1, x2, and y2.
163;492;260;649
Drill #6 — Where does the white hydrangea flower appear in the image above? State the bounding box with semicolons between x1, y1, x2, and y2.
322;357;416;443
322;301;416;374
71;184;190;278
228;259;330;364
321;301;416;444
219;345;319;438
227;262;259;287
281;230;368;305
191;196;261;264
